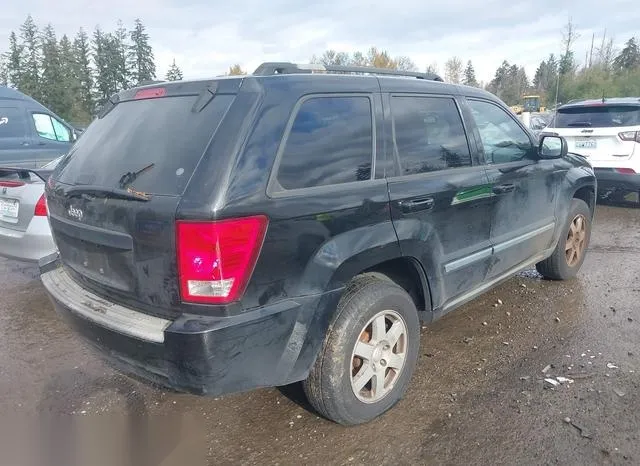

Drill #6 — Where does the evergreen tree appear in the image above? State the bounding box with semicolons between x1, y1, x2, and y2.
73;28;94;121
559;50;576;76
0;57;7;86
463;60;478;87
93;27;116;105
40;24;65;115
58;34;79;121
19;15;41;100
487;60;529;105
165;59;183;81
613;37;640;71
113;20;131;90
129;19;155;84
5;31;23;88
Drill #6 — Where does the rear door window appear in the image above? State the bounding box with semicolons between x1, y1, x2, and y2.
55;94;235;196
551;105;640;128
275;96;373;190
0;107;26;139
390;96;471;176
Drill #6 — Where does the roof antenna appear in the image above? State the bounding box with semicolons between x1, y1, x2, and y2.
602;89;606;103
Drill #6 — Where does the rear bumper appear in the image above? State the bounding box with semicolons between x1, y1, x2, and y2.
40;261;341;396
594;169;640;192
0;216;56;262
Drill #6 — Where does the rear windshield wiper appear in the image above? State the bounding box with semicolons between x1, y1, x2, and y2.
119;163;155;189
66;185;150;202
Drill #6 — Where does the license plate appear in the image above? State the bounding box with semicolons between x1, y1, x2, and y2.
575;139;596;149
0;198;19;219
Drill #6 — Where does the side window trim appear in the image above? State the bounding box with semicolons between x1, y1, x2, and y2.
387;93;476;180
465;97;536;166
267;92;378;197
455;96;485;165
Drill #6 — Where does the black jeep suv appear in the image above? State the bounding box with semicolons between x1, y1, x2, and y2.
40;62;596;425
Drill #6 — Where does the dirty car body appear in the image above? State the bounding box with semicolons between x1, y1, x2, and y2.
40;66;596;423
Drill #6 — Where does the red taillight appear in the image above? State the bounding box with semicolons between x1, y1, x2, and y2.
615;168;636;175
134;87;166;100
0;180;25;188
176;216;268;304
618;131;640;143
34;194;47;216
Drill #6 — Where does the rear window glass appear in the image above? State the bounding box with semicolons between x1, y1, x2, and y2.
276;96;373;190
391;96;471;175
551;105;640;128
0;107;26;139
55;94;235;195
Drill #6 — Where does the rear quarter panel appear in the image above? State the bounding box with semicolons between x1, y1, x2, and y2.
217;77;395;310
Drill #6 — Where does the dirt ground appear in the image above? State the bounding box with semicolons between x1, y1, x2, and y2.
0;204;639;466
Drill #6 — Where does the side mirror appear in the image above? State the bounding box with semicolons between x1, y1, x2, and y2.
538;135;567;159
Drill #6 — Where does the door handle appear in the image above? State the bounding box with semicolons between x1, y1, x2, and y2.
37;141;46;146
493;183;515;195
398;197;435;213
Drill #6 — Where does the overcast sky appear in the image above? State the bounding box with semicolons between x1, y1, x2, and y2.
0;1;636;83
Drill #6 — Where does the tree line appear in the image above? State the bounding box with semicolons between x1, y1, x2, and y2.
2;16;639;126
0;15;185;125
308;22;640;109
223;26;640;109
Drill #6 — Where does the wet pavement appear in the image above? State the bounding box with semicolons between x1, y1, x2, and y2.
1;204;639;466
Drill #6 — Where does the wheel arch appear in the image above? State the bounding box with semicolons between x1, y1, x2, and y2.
572;184;596;217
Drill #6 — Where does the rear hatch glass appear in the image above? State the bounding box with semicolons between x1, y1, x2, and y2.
551;105;640;128
56;93;235;196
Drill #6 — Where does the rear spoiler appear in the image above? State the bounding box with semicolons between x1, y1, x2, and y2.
0;166;53;183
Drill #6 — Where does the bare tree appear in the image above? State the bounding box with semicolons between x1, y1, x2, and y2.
444;57;463;84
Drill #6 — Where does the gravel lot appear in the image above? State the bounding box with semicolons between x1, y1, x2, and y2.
0;203;638;466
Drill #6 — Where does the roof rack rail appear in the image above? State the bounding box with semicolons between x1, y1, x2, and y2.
252;62;444;82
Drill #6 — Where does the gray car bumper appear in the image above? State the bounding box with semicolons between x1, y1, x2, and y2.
0;216;56;262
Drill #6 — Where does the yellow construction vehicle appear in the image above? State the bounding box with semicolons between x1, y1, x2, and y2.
522;95;545;113
510;104;524;115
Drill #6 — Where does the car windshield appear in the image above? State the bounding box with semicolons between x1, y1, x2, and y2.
550;104;640;128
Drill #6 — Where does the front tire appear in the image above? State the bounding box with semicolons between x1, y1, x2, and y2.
536;198;591;280
303;275;420;425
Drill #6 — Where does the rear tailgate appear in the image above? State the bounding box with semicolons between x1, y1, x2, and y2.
550;104;640;163
47;81;238;319
553;126;637;162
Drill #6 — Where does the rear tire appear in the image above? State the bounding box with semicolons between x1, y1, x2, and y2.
536;198;591;280
303;275;420;425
